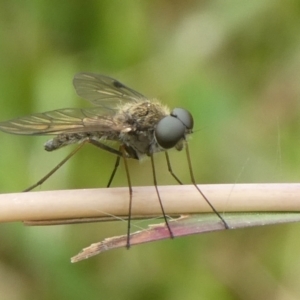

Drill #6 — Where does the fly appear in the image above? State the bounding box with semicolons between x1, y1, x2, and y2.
0;73;229;248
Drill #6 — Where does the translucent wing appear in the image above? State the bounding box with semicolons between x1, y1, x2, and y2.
73;73;147;107
0;73;144;136
0;108;123;135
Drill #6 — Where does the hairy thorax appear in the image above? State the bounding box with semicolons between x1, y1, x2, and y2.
116;100;170;158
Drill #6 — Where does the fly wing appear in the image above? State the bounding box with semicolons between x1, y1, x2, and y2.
0;107;124;135
73;73;147;107
0;73;143;136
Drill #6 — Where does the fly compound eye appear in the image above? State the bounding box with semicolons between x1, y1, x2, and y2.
171;108;194;130
155;116;186;149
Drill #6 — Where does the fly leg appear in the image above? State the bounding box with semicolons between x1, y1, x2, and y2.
23;141;88;192
106;156;120;188
88;141;134;249
88;139;123;188
24;138;123;192
164;152;183;185
120;145;133;249
184;142;229;229
150;153;174;239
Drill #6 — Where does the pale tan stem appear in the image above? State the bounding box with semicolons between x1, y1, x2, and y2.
0;184;299;223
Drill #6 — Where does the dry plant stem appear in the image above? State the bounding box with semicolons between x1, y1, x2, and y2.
0;184;300;223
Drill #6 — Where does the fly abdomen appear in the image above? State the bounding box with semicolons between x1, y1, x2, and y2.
44;133;88;151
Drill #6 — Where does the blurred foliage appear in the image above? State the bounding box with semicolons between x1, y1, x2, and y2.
1;1;300;299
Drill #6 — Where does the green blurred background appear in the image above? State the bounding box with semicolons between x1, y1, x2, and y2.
1;1;300;299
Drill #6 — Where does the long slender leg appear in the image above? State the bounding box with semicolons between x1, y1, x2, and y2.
106;156;121;188
120;145;133;249
185;142;229;229
23;141;87;192
164;152;183;185
87;139;123;188
89;139;122;157
150;154;174;239
24;139;123;192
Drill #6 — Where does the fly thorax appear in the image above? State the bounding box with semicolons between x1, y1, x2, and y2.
148;137;165;154
120;128;154;157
